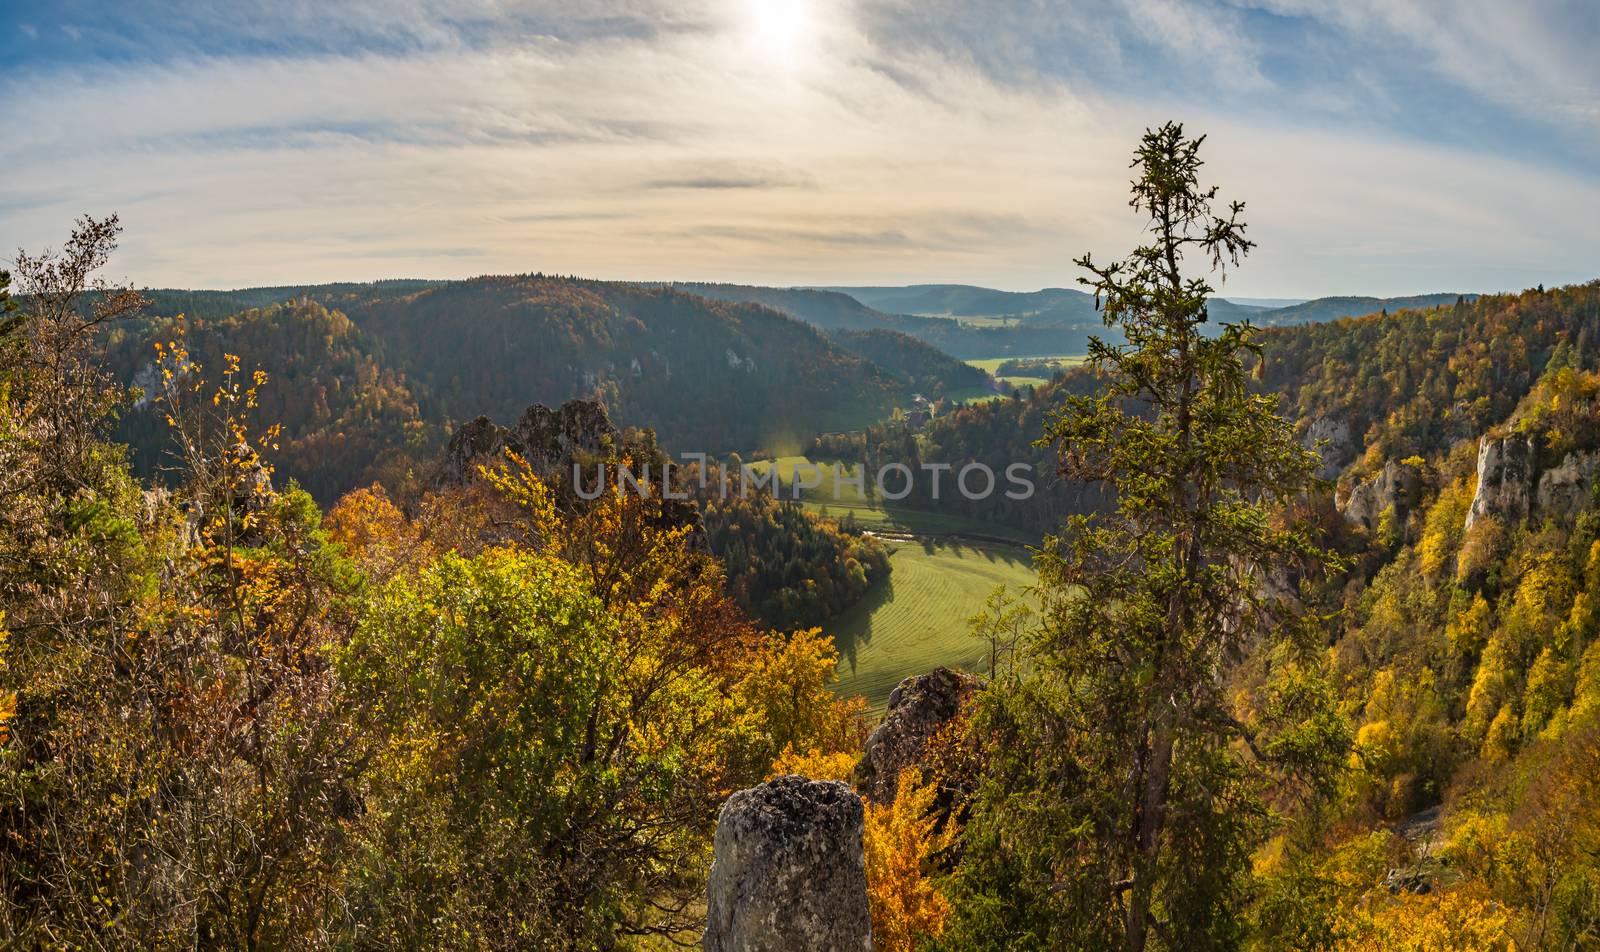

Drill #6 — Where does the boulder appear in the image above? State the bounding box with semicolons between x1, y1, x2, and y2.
1465;435;1534;532
1340;459;1422;534
855;667;979;804
703;776;872;952
1536;450;1600;518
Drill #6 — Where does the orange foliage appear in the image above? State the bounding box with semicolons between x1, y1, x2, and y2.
863;768;955;952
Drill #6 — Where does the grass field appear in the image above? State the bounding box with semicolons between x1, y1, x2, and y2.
830;539;1037;709
742;456;1037;543
968;353;1084;384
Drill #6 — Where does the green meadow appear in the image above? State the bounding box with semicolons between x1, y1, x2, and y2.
829;538;1037;709
742;456;1041;708
741;456;1036;543
966;353;1085;390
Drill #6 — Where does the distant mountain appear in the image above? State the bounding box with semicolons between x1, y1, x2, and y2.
817;284;1474;337
322;276;909;459
673;282;1100;359
1252;293;1475;326
810;284;1101;325
104;276;935;500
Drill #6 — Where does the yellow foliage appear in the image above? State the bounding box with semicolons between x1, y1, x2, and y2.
1418;478;1473;578
1483;704;1519;763
735;628;869;760
1332;887;1514;951
1447;594;1492;658
863;769;954;952
769;746;856;782
0;611;12;748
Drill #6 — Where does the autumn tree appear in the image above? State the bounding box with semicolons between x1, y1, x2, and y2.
940;124;1345;951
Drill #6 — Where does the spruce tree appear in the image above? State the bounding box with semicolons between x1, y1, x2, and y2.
943;123;1346;951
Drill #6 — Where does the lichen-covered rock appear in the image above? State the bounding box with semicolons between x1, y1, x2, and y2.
1536;450;1600;517
1340;459;1422;533
1465;434;1534;532
703;776;871;952
855;667;978;804
1304;416;1354;480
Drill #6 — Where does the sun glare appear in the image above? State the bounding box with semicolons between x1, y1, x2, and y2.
742;0;817;66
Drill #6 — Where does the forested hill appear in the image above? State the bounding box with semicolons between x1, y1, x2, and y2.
825;328;989;394
819;282;1471;328
1254;291;1473;326
103;276;927;501
328;277;904;453
103;299;438;502
839;281;1600;535
1259;282;1599;479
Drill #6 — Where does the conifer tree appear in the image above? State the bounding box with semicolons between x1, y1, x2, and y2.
943;123;1347;951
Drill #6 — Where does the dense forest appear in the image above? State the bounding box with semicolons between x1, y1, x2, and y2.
103;298;440;502
97;276;939;504
699;478;891;629
828;283;1600;540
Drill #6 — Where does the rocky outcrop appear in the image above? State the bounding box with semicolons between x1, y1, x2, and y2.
1536;450;1600;518
1305;416;1354;481
1465;434;1534;532
433;398;619;490
703;776;872;952
431;397;702;538
1340;459;1422;533
855;667;979;804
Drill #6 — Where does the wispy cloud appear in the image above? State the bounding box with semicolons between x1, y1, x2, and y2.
0;1;1595;296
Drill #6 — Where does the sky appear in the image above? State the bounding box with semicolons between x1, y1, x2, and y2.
1;0;1597;297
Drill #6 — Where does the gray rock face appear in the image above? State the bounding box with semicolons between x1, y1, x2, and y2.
855;667;978;804
704;777;872;952
433;398;619;489
1465;435;1534;532
1536;450;1600;518
1340;460;1422;533
1305;416;1354;481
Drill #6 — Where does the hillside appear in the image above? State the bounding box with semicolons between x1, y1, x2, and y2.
826;328;990;395
811;284;1101;324
103;299;439;502
1255;291;1475;326
675;281;1102;358
829;282;1600;537
329;276;907;457
98;277;937;500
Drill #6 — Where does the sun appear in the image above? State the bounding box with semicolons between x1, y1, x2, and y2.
741;0;818;66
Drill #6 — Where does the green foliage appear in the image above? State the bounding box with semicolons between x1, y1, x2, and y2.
828;327;992;396
341;549;727;946
702;482;890;628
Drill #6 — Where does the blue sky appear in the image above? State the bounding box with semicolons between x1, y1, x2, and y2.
2;0;1596;296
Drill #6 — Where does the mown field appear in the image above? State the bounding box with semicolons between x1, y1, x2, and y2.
742;456;1036;543
741;456;1043;707
966;353;1085;392
829;539;1037;709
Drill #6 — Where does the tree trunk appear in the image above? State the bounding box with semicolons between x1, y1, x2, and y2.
1125;709;1175;952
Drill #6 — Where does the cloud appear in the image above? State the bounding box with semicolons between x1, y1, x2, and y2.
0;0;1595;296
